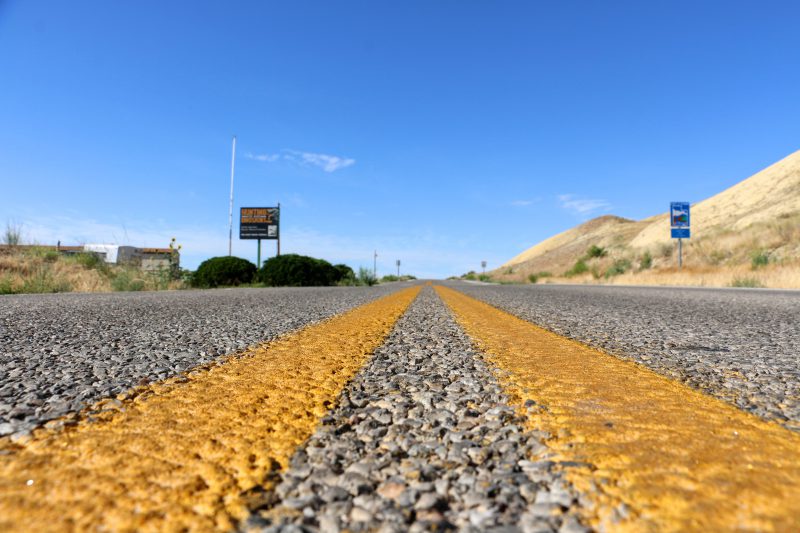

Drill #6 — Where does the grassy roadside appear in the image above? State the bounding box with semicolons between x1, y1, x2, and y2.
484;213;800;289
0;248;185;294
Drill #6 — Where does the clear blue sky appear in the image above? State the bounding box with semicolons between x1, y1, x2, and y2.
2;1;799;278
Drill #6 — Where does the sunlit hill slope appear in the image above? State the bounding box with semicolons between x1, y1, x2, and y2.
494;150;800;288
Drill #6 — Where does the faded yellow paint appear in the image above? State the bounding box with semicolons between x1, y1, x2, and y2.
436;285;800;532
0;287;419;532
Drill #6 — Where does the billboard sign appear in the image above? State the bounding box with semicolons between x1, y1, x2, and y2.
240;207;279;240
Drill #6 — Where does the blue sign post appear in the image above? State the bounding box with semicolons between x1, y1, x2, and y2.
670;202;690;268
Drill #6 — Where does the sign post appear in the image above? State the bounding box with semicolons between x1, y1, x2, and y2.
396;259;400;277
240;206;280;267
670;202;691;269
481;260;487;274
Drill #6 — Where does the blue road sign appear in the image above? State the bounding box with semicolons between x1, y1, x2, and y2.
671;228;690;239
670;202;690;228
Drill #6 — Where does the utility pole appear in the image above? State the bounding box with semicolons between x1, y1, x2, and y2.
373;250;378;279
228;136;236;256
277;202;281;256
396;259;400;277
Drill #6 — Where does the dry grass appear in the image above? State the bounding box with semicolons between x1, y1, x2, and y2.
492;212;800;289
496;150;800;289
0;249;184;294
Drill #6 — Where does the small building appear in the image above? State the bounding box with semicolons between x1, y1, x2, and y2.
82;244;177;271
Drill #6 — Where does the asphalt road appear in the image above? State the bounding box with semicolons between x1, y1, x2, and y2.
0;285;399;437
2;282;799;531
446;281;800;431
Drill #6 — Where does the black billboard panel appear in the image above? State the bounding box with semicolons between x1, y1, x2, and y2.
240;207;279;239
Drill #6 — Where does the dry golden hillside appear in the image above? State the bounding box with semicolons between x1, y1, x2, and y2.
493;150;800;288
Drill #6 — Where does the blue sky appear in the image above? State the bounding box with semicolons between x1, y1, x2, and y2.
1;1;799;278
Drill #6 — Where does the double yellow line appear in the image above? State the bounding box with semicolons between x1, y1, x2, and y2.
0;287;419;532
437;286;800;532
3;285;799;532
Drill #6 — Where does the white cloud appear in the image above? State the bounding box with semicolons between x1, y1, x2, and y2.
557;194;612;217
246;152;280;162
247;149;355;173
288;150;355;172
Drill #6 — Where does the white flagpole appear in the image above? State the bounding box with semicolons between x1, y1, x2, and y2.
228;136;236;256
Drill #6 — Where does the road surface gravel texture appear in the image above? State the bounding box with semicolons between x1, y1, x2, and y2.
447;281;800;431
0;286;399;437
248;287;588;533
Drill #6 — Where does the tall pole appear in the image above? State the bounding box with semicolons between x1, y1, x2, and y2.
396;259;400;277
678;238;683;269
276;202;281;257
257;239;261;269
373;250;377;279
228;136;236;256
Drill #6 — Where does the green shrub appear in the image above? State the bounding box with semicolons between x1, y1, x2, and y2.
381;274;400;282
750;251;769;269
334;264;355;281
730;276;764;288
639;251;653;270
74;252;103;269
565;260;589;277
193;256;257;288
21;266;71;293
504;267;514;275
586;245;607;258
358;267;377;286
0;276;15;294
43;250;60;262
111;270;146;292
528;273;539;284
537;271;553;278
462;271;477;281
258;254;346;287
478;273;491;282
605;259;632;278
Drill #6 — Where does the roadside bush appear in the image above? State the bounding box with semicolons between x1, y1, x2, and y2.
750;250;769;269
528;273;539;284
586;245;607;259
0;276;16;294
462;271;477;281
74;252;103;270
334;264;355;281
478;273;491;282
111;270;146;292
193;256;256;288
565;259;589;277
639;251;653;270
259;254;344;287
605;259;632;278
381;274;400;282
358;267;377;286
730;276;764;288
21;266;71;293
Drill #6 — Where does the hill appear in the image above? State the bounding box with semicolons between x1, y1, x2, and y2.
493;150;800;288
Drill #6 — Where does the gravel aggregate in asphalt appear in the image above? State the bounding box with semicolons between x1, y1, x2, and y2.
447;282;800;431
0;286;399;436
246;287;588;533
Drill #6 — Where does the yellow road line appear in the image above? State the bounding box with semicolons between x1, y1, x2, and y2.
436;286;800;532
0;287;420;532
